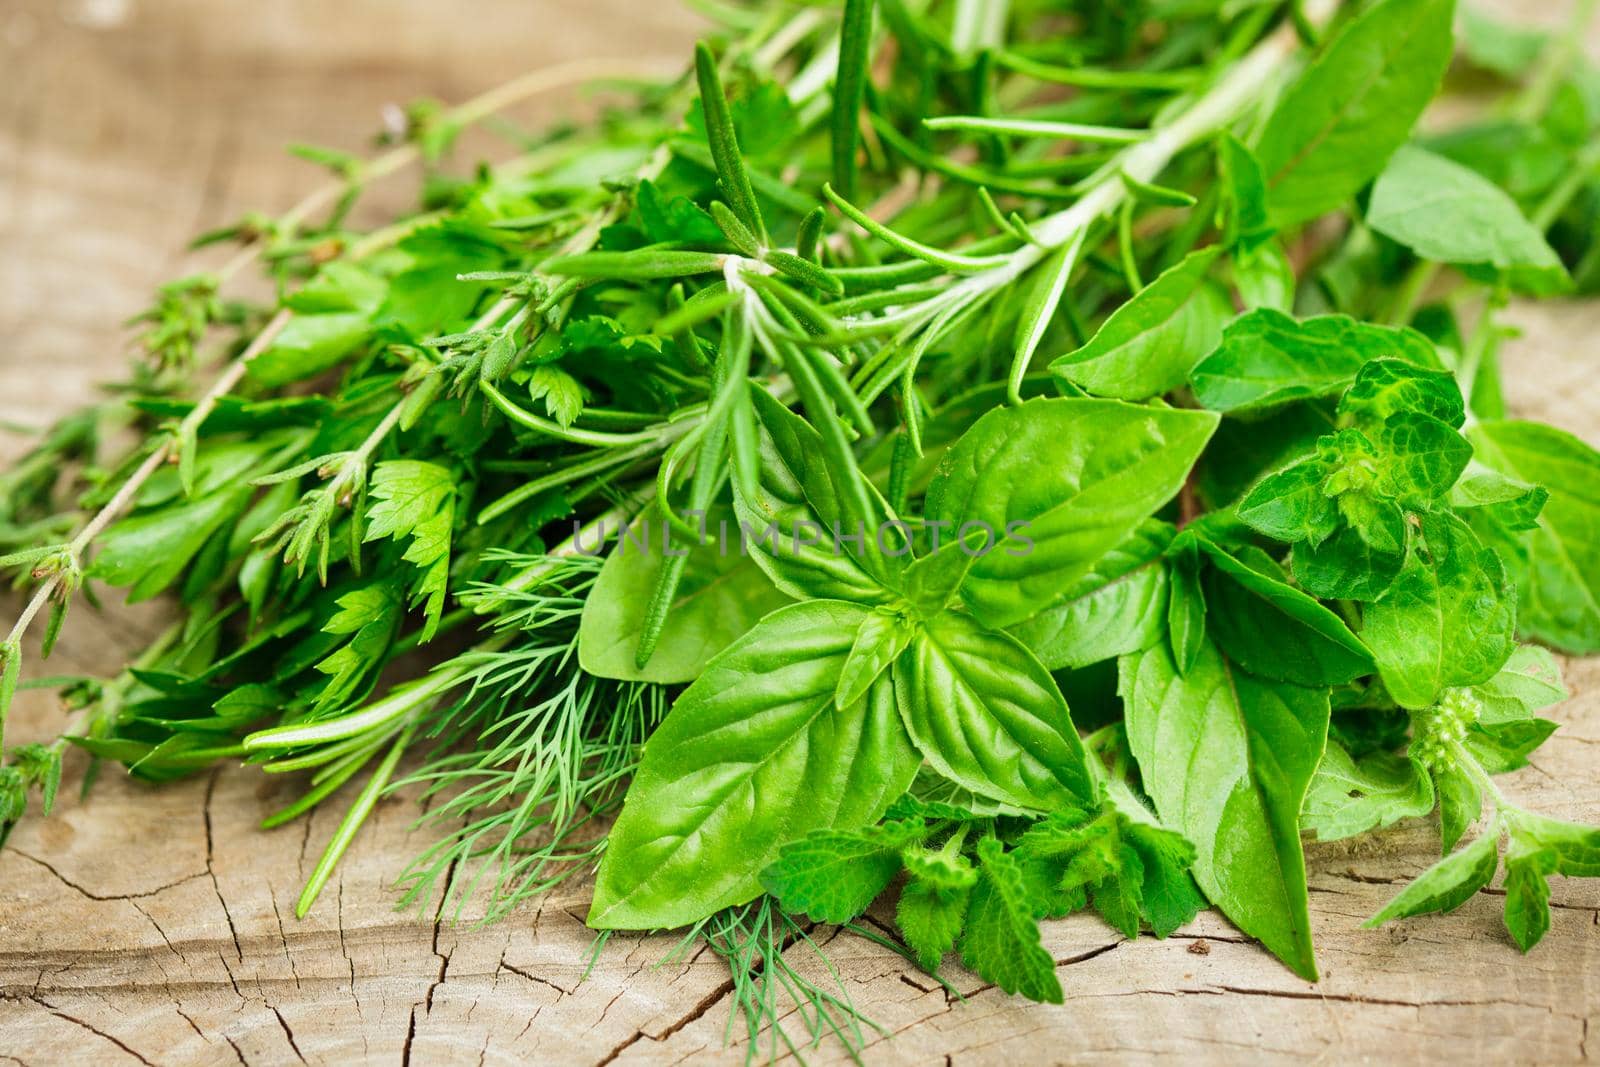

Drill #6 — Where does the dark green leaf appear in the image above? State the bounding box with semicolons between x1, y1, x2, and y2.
960;838;1063;1003
1199;540;1373;686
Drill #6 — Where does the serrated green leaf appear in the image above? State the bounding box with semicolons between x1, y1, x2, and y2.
760;822;921;924
960;838;1063;1003
364;461;455;640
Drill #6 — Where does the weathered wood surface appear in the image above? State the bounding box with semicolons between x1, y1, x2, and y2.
1;2;1597;1063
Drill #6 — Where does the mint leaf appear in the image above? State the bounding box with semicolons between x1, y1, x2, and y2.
1366;829;1499;927
1302;739;1434;842
1360;511;1515;709
960;838;1063;1003
760;822;923;923
1191;310;1437;414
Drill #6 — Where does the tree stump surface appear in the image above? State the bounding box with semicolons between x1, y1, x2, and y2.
1;2;1596;1063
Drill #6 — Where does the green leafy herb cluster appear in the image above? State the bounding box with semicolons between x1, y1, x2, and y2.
4;0;1600;1058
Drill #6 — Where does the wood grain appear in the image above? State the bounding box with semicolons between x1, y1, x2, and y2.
1;2;1597;1063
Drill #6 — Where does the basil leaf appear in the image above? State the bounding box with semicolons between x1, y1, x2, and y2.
1049;249;1230;400
927;397;1217;629
1364;830;1499;927
1468;420;1600;653
1191;310;1437;414
1166;545;1207;675
1254;0;1454;228
894;612;1095;811
1302;739;1434;842
1198;540;1373;686
836;608;915;709
1008;521;1172;671
1360;511;1515;709
588;601;920;929
734;395;893;603
1120;638;1328;979
577;503;791;684
1367;145;1570;295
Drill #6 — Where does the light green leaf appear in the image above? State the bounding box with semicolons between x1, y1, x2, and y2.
578;504;791;684
1049;249;1230;399
1190;310;1437;414
1008;521;1171;671
1501;833;1555;951
1468;420;1600;653
1121;638;1328;979
1361;511;1515;709
960;838;1063;1003
836;608;914;710
898;868;973;972
760;822;922;924
1302;739;1434;842
364;461;455;640
894;612;1094;812
1368;145;1570;295
1364;829;1499;927
526;365;585;429
589;601;920;929
926;397;1217;629
1255;0;1455;228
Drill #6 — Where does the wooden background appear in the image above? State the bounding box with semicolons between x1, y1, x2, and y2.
1;1;1596;1063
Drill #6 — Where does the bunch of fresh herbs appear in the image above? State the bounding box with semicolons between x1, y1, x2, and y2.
4;0;1600;1057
